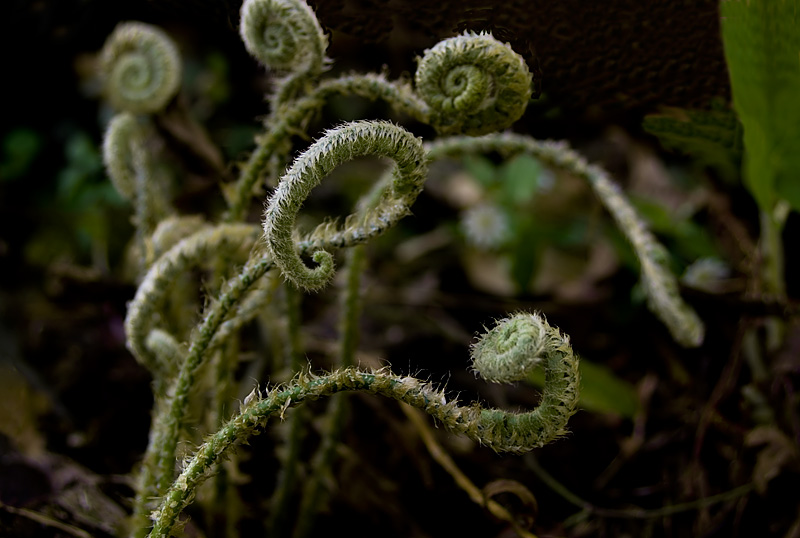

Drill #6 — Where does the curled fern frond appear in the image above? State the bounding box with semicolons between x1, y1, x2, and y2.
102;112;146;200
146;313;579;538
415;32;532;135
263;120;428;291
472;312;554;383
240;0;328;75
100;22;181;114
124;223;261;371
426;133;705;347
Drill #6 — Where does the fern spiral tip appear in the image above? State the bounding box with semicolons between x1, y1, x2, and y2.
471;312;563;384
102;112;142;200
240;0;328;74
262;120;427;291
415;32;532;136
100;22;181;114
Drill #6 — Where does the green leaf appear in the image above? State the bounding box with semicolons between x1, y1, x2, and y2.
526;358;640;418
508;213;539;292
499;154;542;204
720;0;800;212
642;104;743;183
0;128;42;181
631;197;719;261
462;155;497;187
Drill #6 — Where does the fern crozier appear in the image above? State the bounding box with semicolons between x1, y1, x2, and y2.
100;22;181;114
415;32;532;135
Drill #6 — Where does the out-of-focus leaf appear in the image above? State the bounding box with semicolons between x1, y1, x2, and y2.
0;128;42;181
642;103;743;183
631;197;719;261
527;357;640;418
500;154;542;205
508;213;539;292
462;155;496;187
57;132;104;204
720;0;800;212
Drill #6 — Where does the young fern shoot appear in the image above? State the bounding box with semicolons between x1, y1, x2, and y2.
147;313;580;538
90;0;710;535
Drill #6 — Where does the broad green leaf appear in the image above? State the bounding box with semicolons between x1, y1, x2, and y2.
527;357;640;418
720;0;800;212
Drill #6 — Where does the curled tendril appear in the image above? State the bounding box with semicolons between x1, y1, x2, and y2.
262;120;428;291
102;112;146;200
146;312;579;538
240;0;328;74
100;22;181;114
415;32;532;135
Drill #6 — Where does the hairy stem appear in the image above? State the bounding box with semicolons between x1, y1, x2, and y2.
148;325;580;538
426;134;705;347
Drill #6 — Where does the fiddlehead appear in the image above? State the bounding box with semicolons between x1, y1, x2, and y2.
146;312;579;538
240;0;327;76
103;112;172;268
102;112;146;201
100;22;181;114
415;32;533;135
124;223;260;371
472;312;558;383
263;120;428;291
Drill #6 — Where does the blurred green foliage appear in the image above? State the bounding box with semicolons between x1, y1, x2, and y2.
527;356;640;418
0;128;43;182
23;129;128;270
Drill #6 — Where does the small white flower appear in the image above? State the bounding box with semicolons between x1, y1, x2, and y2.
460;203;510;250
682;257;731;292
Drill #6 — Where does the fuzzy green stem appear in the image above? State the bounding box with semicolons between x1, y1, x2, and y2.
130;255;275;538
267;284;306;535
293;244;366;537
103;113;171;271
262;120;427;291
124;223;260;370
226;74;426;222
147;321;580;538
426;134;705;347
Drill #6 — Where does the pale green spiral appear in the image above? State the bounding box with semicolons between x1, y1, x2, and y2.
472;312;552;383
262;120;428;291
147;309;581;537
240;0;327;74
415;32;532;135
102;112;144;200
100;22;181;114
